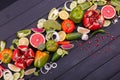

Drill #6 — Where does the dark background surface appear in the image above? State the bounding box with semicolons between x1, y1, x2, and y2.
0;0;120;80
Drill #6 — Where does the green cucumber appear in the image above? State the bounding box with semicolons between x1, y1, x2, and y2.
66;32;82;40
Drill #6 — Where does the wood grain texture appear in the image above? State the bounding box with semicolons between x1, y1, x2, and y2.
0;0;120;80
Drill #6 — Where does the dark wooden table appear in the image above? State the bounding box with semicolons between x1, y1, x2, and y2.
0;0;120;80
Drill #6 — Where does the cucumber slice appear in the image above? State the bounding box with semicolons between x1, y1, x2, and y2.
17;29;31;38
13;73;20;80
0;40;6;52
20;69;24;79
103;20;111;27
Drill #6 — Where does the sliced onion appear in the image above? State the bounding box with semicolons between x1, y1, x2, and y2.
52;32;60;42
48;8;59;20
3;69;13;80
64;0;73;11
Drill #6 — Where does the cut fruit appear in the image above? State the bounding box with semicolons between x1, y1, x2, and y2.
25;68;36;75
58;31;66;41
17;29;31;38
18;45;28;51
37;18;46;28
13;72;20;80
8;63;21;72
18;37;29;46
31;28;45;33
0;40;6;52
101;5;116;19
77;26;90;34
103;20;111;27
70;1;77;10
61;44;74;50
30;33;45;48
77;0;86;4
59;10;69;20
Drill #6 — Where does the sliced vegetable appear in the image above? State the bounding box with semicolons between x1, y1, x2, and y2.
52;32;60;42
70;5;84;23
79;2;92;10
20;69;24;79
64;0;72;11
0;40;6;52
62;19;75;33
70;1;77;10
48;8;59;20
31;28;45;33
8;63;21;72
52;48;68;62
45;30;55;41
59;10;69;20
57;41;70;45
13;72;20;80
17;29;31;38
3;69;13;80
87;3;97;11
92;0;107;6
90;29;106;37
66;32;82;40
37;18;46;28
43;20;61;31
46;40;58;52
25;68;36;75
34;50;49;68
12;39;19;46
0;49;13;64
61;44;74;50
81;34;89;41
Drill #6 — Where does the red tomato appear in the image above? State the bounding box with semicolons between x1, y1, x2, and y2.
62;19;75;33
83;10;104;31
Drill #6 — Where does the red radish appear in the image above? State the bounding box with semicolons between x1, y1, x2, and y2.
30;33;45;48
31;28;45;33
61;44;74;50
101;5;116;19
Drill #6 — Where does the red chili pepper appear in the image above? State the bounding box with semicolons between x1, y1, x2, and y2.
62;19;75;33
57;41;71;45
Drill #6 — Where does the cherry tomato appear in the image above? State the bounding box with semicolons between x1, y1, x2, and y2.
62;19;75;33
83;10;104;31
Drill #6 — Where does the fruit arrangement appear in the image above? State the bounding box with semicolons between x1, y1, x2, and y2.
0;0;120;80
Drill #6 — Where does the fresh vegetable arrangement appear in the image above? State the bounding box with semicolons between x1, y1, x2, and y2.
0;0;120;79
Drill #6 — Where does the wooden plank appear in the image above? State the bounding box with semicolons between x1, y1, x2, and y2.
0;0;66;40
83;55;120;80
110;72;120;80
54;36;120;80
0;0;43;26
30;21;120;80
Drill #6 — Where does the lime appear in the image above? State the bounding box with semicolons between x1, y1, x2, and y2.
58;31;66;41
18;37;29;46
59;10;69;20
37;18;46;28
103;20;111;27
70;1;77;10
17;29;31;38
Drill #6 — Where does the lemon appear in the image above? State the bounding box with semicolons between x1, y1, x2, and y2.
59;10;69;20
58;31;66;41
103;20;111;27
18;37;29;46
